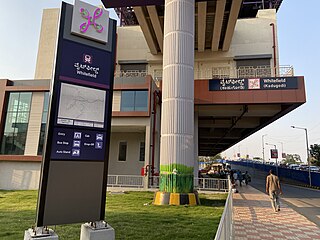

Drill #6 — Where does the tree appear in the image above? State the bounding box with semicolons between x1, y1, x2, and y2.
282;154;302;165
310;144;320;166
212;154;222;160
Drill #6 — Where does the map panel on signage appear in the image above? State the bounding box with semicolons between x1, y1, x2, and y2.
57;83;106;128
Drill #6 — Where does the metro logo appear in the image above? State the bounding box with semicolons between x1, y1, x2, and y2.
80;7;104;33
71;0;109;43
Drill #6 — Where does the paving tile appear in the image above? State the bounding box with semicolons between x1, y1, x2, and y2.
233;185;320;240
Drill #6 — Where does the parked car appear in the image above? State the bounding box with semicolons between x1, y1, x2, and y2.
299;164;308;170
308;166;320;172
289;164;299;169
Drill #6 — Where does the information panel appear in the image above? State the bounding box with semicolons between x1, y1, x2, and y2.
51;127;106;160
36;0;116;226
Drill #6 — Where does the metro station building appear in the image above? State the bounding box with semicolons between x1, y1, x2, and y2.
0;0;306;189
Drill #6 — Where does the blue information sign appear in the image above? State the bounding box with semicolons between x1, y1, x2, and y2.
51;128;106;161
59;40;112;89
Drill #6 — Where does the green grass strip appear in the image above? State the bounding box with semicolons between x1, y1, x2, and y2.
0;190;226;240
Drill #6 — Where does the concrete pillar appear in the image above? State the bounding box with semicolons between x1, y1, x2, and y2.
194;111;199;187
159;0;195;194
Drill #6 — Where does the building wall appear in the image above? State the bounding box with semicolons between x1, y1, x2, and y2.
108;132;145;175
0;161;41;190
34;9;60;80
117;9;277;77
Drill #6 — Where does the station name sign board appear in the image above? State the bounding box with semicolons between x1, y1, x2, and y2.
36;0;116;226
209;77;299;91
102;0;210;7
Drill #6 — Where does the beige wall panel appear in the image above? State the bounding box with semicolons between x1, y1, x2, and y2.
116;26;163;63
34;9;59;80
112;91;121;111
0;162;41;190
25;92;45;156
108;132;145;175
111;117;150;127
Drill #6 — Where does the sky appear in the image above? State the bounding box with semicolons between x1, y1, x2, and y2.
0;0;319;163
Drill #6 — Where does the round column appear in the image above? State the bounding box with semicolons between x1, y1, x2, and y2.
155;0;196;205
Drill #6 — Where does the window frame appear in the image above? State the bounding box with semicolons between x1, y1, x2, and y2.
118;141;127;162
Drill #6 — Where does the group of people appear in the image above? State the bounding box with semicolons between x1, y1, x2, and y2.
230;170;251;187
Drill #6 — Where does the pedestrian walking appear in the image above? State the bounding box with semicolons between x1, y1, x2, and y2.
237;170;243;187
266;169;282;212
243;171;251;185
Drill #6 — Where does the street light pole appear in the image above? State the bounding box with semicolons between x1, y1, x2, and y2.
279;141;284;159
291;126;312;186
262;134;267;164
266;143;278;176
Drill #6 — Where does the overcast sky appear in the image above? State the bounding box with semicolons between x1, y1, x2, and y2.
0;0;319;162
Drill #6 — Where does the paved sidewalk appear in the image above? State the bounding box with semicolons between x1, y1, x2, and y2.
233;185;320;240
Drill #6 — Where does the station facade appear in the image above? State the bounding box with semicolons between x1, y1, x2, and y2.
0;0;306;189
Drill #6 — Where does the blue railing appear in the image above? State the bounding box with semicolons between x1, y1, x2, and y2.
228;160;320;187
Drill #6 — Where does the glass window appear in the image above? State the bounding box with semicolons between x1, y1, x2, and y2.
38;92;49;155
135;91;148;111
120;91;135;111
120;90;148;112
118;142;127;161
0;92;32;155
139;142;145;162
7;93;19;112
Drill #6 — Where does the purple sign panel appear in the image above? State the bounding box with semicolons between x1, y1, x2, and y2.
51;127;106;161
59;39;112;89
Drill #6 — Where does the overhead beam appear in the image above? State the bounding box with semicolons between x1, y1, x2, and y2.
147;5;163;53
198;105;245;117
246;105;282;117
222;0;242;51
197;2;207;52
211;0;226;51
133;7;158;54
198;117;260;128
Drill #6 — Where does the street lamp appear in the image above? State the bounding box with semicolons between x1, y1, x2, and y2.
262;134;267;164
266;143;278;176
291;126;312;186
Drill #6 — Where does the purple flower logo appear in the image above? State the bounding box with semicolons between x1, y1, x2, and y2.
79;7;104;33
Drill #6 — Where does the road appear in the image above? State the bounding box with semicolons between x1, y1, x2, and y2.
249;177;320;227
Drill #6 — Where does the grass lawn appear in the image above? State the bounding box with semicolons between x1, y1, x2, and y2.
0;190;227;240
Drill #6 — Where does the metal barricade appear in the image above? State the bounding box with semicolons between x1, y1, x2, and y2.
107;175;144;188
195;178;229;192
214;179;234;240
